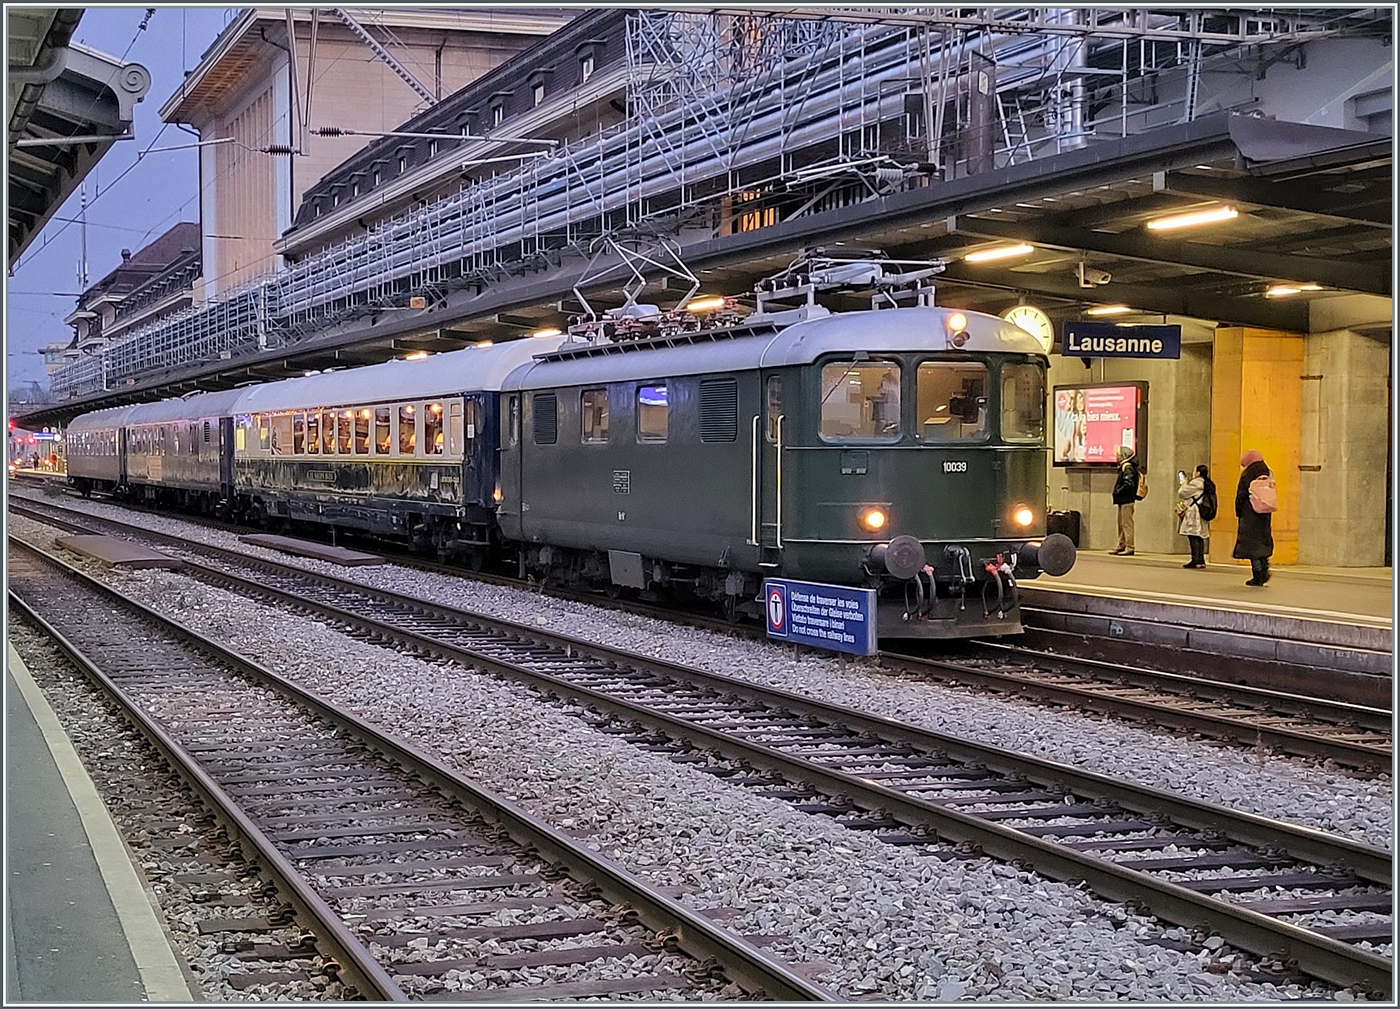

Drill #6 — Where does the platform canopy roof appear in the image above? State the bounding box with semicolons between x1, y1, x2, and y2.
8;8;152;266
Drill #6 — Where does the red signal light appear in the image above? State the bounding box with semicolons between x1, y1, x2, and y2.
7;419;13;431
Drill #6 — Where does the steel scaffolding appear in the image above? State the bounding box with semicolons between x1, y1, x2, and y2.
51;7;1389;400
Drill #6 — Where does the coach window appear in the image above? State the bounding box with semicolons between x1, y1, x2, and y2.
448;401;464;455
158;428;166;454
327;411;341;453
339;411;354;453
291;414;305;454
819;362;901;442
426;402;444;454
355;409;371;454
508;395;519;447
306;412;321;453
374;408;391;454
915;361;989;443
637;384;668;442
399;404;417;454
1001;363;1045;443
582;389;608;443
272;414;292;454
258;415;271;452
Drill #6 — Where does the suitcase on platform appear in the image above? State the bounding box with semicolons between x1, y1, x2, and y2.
1047;509;1081;547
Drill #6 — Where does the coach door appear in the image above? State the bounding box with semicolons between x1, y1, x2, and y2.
461;395;489;505
755;374;783;565
218;417;235;497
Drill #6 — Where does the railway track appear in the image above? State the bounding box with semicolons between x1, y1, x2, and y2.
12;494;1388;771
7;507;1392;995
884;643;1391;772
8;539;832;1003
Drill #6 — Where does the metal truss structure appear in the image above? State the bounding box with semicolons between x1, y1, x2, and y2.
52;7;1390;399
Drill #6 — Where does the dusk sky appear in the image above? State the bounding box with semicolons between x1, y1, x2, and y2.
7;7;233;393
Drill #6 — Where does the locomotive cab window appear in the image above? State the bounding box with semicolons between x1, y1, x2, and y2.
765;377;782;442
637;384;668;443
581;389;608;443
820;362;901;442
1001;363;1045;443
916;362;989;443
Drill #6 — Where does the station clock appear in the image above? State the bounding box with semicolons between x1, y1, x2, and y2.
1002;304;1055;354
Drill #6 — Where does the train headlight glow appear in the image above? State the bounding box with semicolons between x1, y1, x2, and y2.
859;507;888;532
1013;504;1035;528
946;312;967;332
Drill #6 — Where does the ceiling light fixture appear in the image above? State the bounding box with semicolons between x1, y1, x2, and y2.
1264;283;1322;298
1086;304;1133;316
684;295;727;312
1146;205;1238;231
964;243;1034;263
530;327;563;338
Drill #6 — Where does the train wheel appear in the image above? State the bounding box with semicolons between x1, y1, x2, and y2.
722;593;743;624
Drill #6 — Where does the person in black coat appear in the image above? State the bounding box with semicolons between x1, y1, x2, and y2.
1109;445;1139;555
1233;448;1273;585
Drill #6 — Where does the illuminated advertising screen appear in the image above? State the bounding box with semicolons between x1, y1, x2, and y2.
1052;382;1148;466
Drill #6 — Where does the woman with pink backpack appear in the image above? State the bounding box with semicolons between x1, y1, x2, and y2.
1233;448;1277;586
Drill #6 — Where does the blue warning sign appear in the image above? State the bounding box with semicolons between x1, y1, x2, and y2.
763;578;877;656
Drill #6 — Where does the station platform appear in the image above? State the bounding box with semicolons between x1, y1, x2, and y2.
1023;549;1393;654
5;644;195;1002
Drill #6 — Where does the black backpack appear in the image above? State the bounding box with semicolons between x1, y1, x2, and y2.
1197;479;1218;522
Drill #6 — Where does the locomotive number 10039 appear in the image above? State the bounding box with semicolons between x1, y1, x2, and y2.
942;461;968;473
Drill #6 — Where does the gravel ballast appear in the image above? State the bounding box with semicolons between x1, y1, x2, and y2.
10;501;1392;999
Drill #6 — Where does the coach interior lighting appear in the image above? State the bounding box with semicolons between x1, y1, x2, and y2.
360;409;372;419
1265;283;1322;298
403;405;415;415
1013;504;1035;528
1145;206;1237;231
403;350;429;361
429;402;443;414
859;507;888;532
475;340;494;348
964;244;1034;263
531;327;563;338
1086;304;1133;316
685;295;727;313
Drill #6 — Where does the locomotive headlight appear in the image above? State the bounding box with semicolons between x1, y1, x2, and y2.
946;312;968;332
859;507;888;532
1013;504;1035;528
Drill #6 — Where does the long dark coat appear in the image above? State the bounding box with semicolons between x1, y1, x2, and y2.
1111;455;1140;506
1233;459;1274;559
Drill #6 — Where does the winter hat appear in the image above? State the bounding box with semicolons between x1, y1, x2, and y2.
1240;448;1264;467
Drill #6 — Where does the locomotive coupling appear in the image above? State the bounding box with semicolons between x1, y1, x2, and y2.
1015;532;1077;577
871;534;927;580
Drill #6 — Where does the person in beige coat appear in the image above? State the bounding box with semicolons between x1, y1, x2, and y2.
1177;464;1214;568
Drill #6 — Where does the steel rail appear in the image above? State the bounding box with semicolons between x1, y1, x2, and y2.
6;592;408;1002
19;513;1384;994
879;647;1391;769
8;537;835;1003
168;551;1389;995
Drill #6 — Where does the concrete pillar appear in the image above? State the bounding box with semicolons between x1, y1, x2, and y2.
1297;327;1391;566
1209;327;1305;565
1045;340;1212;554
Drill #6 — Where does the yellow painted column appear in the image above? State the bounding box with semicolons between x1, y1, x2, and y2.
1209;327;1304;565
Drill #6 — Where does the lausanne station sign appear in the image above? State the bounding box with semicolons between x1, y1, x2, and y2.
1063;321;1182;359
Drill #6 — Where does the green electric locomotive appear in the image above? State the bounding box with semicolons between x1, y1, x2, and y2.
498;251;1076;638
